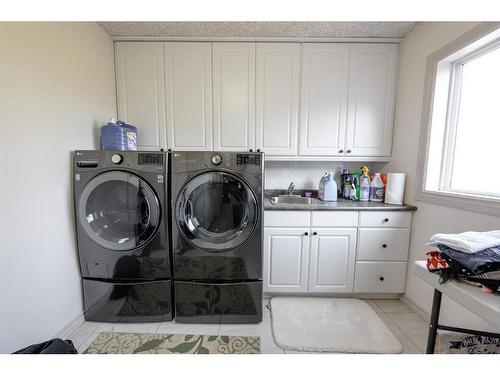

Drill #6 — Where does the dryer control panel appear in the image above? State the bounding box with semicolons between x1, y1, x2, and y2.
171;151;263;175
236;153;261;166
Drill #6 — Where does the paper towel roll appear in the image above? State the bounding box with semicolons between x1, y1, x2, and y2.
385;173;406;205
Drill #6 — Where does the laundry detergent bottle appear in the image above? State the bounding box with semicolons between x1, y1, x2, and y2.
318;172;337;202
369;173;385;202
360;166;370;202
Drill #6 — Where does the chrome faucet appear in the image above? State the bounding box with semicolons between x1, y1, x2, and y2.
287;181;295;196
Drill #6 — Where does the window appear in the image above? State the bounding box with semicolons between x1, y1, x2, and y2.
418;24;500;213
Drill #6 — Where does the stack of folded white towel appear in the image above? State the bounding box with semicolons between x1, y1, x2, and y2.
426;230;500;293
428;230;500;254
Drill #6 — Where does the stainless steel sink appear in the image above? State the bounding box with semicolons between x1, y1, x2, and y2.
269;195;327;205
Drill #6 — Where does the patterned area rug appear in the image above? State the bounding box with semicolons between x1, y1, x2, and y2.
83;332;260;354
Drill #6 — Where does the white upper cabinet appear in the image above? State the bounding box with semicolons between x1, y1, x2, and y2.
345;44;398;157
255;43;300;155
212;43;256;151
115;42;166;150
308;228;357;293
299;44;349;156
164;42;212;151
114;41;398;158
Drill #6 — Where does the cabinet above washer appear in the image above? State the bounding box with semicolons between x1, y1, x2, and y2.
114;41;398;160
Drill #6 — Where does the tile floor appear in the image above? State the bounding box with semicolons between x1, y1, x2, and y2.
68;299;428;354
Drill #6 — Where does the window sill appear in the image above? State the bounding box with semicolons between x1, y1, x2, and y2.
416;189;500;217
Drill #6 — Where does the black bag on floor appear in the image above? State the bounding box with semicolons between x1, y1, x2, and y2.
13;338;78;354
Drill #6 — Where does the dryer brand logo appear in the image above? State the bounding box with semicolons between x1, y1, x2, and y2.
157;175;164;183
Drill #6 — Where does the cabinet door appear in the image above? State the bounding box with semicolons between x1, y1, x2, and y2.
255;43;300;155
115;42;166;150
263;228;310;293
212;43;255;151
345;44;398;157
308;228;357;293
299;44;349;156
164;42;212;151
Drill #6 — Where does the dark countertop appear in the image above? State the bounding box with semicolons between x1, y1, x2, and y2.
264;190;417;212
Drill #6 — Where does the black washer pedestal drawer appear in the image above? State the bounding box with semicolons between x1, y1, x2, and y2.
83;279;173;323
174;281;262;324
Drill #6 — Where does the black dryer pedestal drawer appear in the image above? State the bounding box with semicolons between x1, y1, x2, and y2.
174;281;262;324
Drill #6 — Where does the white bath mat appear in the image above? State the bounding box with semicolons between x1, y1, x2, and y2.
270;297;403;353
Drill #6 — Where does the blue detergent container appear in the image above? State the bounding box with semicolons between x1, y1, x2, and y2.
101;119;138;151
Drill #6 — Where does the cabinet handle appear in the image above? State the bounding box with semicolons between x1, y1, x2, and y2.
338;149;344;154
379;276;385;281
249;149;253;152
257;149;261;152
313;232;318;235
382;244;388;248
304;232;309;236
346;149;352;154
384;218;389;223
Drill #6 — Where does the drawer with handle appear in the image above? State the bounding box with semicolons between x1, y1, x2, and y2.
264;210;310;227
354;261;407;293
311;211;358;227
357;228;410;261
358;211;411;228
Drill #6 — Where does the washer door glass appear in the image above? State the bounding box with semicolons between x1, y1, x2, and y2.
79;171;160;251
176;172;257;252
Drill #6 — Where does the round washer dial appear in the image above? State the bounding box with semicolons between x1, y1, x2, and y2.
211;154;222;165
111;154;123;164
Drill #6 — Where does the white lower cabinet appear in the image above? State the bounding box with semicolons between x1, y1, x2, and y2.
354;261;407;293
308;228;357;292
264;228;310;293
263;210;412;295
357;228;410;261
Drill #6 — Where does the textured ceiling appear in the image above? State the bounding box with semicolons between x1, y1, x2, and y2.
98;22;415;38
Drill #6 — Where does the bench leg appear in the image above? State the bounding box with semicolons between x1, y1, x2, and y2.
426;289;442;354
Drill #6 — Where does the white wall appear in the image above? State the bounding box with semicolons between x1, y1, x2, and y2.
387;22;499;331
0;22;116;353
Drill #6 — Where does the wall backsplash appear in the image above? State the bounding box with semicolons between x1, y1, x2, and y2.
264;161;387;190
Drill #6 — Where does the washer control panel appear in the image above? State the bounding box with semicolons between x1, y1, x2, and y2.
138;153;164;166
75;151;166;172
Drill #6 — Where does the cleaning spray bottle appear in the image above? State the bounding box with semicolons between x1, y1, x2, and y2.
360;166;370;202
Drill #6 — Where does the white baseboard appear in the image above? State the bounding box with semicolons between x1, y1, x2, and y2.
263;293;401;299
401;295;430;323
53;311;85;339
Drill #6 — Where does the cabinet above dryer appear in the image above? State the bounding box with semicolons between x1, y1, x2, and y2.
114;41;398;160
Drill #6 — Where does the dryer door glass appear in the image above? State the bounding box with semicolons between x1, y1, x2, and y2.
79;171;160;251
176;172;258;252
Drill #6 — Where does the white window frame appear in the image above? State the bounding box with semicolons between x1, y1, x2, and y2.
416;22;500;216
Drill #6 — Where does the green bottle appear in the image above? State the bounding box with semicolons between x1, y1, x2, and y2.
350;172;361;200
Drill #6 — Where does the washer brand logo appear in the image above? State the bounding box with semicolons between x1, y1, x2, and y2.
75;174;80;181
157;175;164;183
